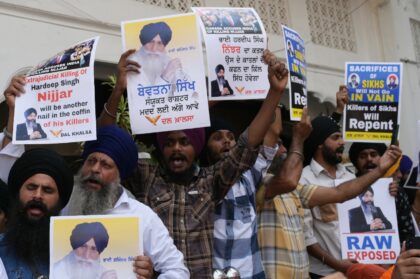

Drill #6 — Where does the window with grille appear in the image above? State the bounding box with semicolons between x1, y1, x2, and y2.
306;0;357;52
228;0;289;35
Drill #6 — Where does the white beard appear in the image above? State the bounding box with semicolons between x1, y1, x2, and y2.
134;47;170;84
67;252;104;279
66;170;121;216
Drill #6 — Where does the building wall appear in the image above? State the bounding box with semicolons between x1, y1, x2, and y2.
0;0;419;161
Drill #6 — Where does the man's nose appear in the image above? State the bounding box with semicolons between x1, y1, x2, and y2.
90;162;101;173
81;248;90;259
151;43;159;52
33;187;43;200
367;155;375;162
223;136;231;144
173;142;182;151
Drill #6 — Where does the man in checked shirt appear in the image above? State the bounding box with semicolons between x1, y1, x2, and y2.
98;48;289;278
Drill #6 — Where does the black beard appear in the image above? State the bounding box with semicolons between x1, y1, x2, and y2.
166;164;196;184
26;119;36;128
322;145;343;165
206;149;224;166
5;199;60;263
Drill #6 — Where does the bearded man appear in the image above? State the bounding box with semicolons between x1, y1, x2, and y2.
63;125;189;278
300;116;356;278
15;107;47;140
348;186;392;233
348;142;414;244
0;148;74;279
128;21;188;87
52;222;117;279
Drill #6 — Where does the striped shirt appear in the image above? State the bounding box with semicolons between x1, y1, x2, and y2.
213;146;277;279
257;180;318;279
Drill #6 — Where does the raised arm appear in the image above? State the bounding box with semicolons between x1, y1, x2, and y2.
247;49;288;148
97;49;140;127
262;105;282;148
265;108;312;197
331;85;349;122
307;243;356;274
2;76;26;147
308;145;402;208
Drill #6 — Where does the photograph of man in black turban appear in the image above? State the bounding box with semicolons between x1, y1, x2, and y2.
52;222;118;279
15;107;47;141
210;64;233;97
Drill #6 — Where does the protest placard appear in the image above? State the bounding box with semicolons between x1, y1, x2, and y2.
50;215;140;279
193;7;269;100
337;178;400;264
12;37;99;144
282;25;307;121
121;13;210;134
343;62;402;143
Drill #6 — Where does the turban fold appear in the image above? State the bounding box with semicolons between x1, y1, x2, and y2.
140;22;172;46
8;148;73;207
215;64;225;74
70;222;109;254
156;128;205;157
348;142;387;167
0;180;9;215
83;125;138;180
304;116;341;165
24;108;37;118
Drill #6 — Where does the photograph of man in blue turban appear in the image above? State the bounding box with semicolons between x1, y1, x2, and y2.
52;222;118;279
128;21;189;87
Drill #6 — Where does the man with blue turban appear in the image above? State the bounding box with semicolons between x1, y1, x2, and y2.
62;125;189;278
52;222;113;278
128;21;189;86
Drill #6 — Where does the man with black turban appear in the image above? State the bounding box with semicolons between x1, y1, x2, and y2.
52;222;115;279
16;107;47;140
0;148;74;279
63;125;189;278
300;116;356;278
210;64;233;97
128;21;189;87
349;142;414;245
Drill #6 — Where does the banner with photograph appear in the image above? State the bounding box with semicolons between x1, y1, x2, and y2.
12;37;98;144
50;215;140;279
282;25;307;121
121;14;210;134
337;178;400;264
193;7;269;100
343;62;402;143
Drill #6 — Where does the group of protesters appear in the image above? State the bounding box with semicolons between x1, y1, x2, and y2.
0;47;419;279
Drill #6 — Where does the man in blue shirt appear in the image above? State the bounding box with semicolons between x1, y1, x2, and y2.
0;148;74;279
